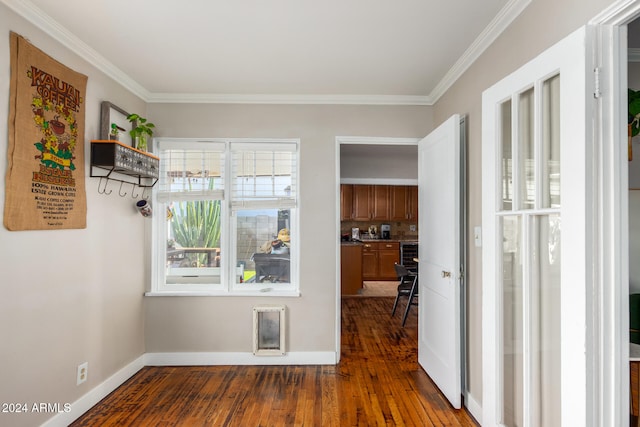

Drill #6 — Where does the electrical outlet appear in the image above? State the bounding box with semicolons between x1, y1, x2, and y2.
409;224;416;232
77;362;88;385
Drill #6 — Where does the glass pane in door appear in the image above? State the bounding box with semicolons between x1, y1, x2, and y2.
501;215;523;427
501;100;513;210
518;88;535;209
542;75;561;208
532;214;561;427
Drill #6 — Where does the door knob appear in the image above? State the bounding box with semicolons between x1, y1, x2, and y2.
441;271;451;278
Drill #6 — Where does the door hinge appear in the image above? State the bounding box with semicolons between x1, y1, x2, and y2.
459;265;465;281
594;67;601;99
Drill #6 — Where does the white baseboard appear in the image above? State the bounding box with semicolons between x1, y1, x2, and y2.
145;351;338;366
464;391;482;425
41;355;145;427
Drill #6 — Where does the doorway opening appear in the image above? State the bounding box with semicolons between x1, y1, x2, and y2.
335;137;420;358
337;139;420;296
335;130;469;411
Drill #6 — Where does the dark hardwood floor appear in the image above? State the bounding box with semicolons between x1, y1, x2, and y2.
70;297;478;426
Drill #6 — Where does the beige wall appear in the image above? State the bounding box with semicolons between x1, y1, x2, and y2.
144;103;433;353
433;0;619;405
0;5;148;426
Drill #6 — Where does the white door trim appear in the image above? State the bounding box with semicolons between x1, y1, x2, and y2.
588;1;640;424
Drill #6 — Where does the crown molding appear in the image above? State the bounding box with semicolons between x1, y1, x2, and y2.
145;92;433;105
2;0;527;106
589;0;640;25
428;0;532;103
1;0;150;100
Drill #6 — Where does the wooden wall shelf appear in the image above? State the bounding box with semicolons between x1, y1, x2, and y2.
90;140;159;188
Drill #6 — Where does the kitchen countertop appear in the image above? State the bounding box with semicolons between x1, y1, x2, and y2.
341;239;418;245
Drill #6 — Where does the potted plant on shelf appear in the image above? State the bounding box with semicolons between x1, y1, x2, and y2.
628;88;640;161
126;113;155;152
109;123;125;140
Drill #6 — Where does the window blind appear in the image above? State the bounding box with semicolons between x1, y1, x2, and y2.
157;141;225;202
230;142;297;208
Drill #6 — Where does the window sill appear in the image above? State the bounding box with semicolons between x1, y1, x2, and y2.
144;290;301;297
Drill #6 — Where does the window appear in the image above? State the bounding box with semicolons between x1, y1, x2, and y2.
150;138;299;295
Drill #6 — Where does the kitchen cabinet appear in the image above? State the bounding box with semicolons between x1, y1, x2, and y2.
390;186;418;221
407;186;418;220
340;184;353;221
341;243;363;295
362;241;399;280
352;185;371;220
348;184;389;221
370;185;390;220
362;243;378;279
390;186;409;221
341;184;417;222
378;242;400;279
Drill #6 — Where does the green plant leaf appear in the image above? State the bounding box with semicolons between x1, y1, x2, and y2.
169;179;221;266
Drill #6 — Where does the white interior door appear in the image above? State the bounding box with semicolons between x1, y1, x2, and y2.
418;114;462;409
482;27;590;427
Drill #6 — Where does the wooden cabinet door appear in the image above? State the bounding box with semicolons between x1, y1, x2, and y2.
340;184;353;220
407;185;418;221
378;242;400;280
362;243;378;279
352;185;371;221
371;185;390;220
341;244;363;295
390;186;409;220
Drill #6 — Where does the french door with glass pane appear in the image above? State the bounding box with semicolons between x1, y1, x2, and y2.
482;27;591;426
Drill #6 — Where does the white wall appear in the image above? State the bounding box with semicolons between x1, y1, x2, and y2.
340;144;418;182
0;5;147;426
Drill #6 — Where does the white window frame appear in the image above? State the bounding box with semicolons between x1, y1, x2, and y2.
147;137;300;297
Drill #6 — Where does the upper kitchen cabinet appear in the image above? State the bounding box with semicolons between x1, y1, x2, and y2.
370;185;390;220
351;185;369;220
407;186;418;221
390;186;408;221
390;185;418;221
340;184;354;221
350;185;389;221
342;184;416;221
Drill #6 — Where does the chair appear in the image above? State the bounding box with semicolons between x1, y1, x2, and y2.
392;263;418;326
631;294;640;344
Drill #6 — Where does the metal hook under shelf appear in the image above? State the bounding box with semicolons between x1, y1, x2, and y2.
131;183;141;199
97;177;113;195
142;187;152;201
118;181;128;197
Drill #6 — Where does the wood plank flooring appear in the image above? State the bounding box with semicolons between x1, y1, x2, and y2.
70;297;478;426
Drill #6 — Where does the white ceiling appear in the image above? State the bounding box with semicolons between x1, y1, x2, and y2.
5;0;529;105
